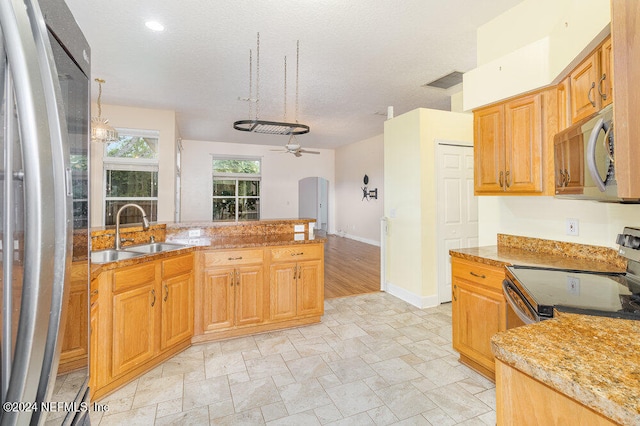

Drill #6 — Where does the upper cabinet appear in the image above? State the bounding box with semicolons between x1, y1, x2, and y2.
569;36;612;124
474;90;554;195
611;0;640;198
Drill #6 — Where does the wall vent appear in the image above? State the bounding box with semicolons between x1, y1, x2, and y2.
423;71;463;89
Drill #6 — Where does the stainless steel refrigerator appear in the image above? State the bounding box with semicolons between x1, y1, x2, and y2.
0;0;90;424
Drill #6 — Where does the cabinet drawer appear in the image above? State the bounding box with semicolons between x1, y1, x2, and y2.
203;249;263;267
452;257;504;291
270;244;323;262
113;263;156;293
163;253;194;279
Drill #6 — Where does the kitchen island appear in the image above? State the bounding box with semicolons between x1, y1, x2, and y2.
88;219;326;400
492;313;640;425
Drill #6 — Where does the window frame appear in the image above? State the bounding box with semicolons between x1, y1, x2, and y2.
102;128;160;226
211;155;262;222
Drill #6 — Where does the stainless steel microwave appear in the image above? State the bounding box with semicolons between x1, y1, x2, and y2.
554;104;639;202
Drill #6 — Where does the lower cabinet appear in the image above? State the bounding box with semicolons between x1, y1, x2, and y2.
496;360;617;425
451;257;506;380
92;252;194;400
194;244;324;342
59;261;89;374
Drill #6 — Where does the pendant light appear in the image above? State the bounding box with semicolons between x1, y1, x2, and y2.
91;78;118;143
233;34;310;135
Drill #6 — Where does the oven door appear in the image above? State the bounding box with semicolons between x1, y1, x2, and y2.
502;278;540;326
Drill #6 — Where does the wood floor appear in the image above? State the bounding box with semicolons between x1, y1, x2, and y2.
324;234;380;299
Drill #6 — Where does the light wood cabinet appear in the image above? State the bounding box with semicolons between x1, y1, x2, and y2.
92;252;194;400
59;261;89;374
496;360;617;425
451;257;506;380
611;0;640;199
111;264;157;377
160;255;194;350
269;245;324;321
569;36;612;124
474;92;545;195
199;248;266;333
194;243;324;342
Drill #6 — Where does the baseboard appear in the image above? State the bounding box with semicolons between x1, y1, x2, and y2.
384;282;439;309
333;231;380;247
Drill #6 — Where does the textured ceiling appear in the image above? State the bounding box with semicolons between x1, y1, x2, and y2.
64;0;523;149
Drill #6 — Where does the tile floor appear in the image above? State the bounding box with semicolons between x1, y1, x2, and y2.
89;292;496;425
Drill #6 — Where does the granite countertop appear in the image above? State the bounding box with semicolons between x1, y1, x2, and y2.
450;233;626;273
492;313;640;425
90;231;326;279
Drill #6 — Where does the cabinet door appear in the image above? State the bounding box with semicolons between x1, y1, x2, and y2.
59;262;88;370
452;278;505;375
89;298;99;393
202;267;235;331
474;104;505;193
557;78;570;131
297;260;324;316
504;93;543;193
112;283;156;377
570;53;599;123
270;262;297;321
161;272;194;350
236;265;265;327
599;37;613;108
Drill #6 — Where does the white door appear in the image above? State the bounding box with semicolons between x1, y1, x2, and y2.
436;142;478;303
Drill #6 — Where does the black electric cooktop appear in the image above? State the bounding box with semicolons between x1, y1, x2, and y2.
506;266;640;320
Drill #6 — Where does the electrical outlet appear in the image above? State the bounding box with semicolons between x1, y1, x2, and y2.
566;218;579;236
294;224;305;233
567;276;580;295
188;229;201;237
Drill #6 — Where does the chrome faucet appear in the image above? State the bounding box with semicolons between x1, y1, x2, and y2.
115;203;150;250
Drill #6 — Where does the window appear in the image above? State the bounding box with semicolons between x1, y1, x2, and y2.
212;157;261;221
103;129;159;226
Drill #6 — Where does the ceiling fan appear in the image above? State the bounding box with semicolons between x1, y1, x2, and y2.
271;134;320;157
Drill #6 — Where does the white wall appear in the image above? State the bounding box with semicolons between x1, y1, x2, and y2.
478;197;640;249
384;109;473;307
180;139;336;229
464;0;610;110
334;134;384;245
90;104;178;227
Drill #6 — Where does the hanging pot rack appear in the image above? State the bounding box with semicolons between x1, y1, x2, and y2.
233;33;310;135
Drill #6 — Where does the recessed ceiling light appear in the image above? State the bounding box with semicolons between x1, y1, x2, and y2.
145;21;165;32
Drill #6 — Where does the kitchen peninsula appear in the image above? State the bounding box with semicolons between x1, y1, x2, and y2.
87;219;325;400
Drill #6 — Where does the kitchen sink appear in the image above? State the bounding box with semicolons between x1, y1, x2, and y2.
91;249;143;264
123;242;188;254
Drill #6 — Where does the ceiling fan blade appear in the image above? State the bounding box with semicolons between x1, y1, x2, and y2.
298;149;320;154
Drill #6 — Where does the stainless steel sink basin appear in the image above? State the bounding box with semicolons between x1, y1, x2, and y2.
91;249;143;264
123;242;188;254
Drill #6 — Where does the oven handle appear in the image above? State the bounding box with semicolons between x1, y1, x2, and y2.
502;279;539;325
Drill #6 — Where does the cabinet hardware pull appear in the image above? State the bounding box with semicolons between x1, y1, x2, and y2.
90;289;99;297
558;169;565;187
228;256;243;260
453;284;457;301
564;169;571;184
229;272;234;286
151;289;156;307
291;252;304;256
298;265;302;279
505;170;512;188
236;271;240;285
588;82;596;107
499;171;504;188
598;73;607;101
469;271;486;279
164;284;168;301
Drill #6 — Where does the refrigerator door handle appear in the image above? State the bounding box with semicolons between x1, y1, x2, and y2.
0;0;68;424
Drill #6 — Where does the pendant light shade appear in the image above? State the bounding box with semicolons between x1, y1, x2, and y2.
91;78;118;143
